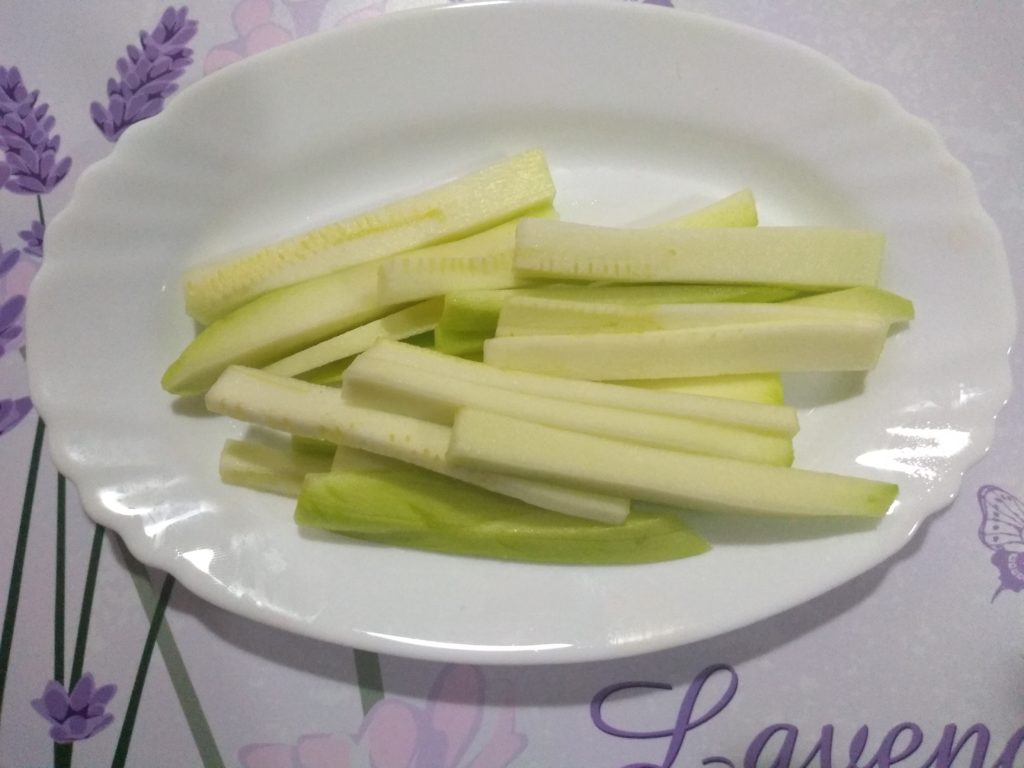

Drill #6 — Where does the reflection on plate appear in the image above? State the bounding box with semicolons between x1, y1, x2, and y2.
27;2;1015;663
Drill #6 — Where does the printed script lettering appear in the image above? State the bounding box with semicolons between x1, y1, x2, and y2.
590;665;1024;768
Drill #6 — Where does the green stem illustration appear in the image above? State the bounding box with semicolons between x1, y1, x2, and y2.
55;474;66;683
354;650;384;716
118;535;226;767
111;574;175;768
70;525;106;686
54;473;70;768
0;416;45;725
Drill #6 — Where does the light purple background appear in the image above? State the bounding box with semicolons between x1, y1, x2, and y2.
1;1;1021;765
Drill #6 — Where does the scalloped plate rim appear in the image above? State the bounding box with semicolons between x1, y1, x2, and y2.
26;1;1016;663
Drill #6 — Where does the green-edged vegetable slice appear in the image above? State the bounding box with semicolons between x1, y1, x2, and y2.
295;465;710;564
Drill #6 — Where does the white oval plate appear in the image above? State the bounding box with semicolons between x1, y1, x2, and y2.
28;2;1015;664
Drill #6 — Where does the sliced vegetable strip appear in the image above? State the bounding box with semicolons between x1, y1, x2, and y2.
493;297;891;337
219;438;333;497
162;259;401;395
376;209;555;305
360;339;799;436
614;373;785;405
483;316;889;380
655;188;758;229
186;149;556;323
448;409;898;518
264;298;443;378
786;286;914;323
514;218;885;288
205;365;629;522
295;466;710;564
342;354;793;465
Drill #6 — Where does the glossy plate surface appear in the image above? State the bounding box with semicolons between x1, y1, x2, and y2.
28;2;1015;663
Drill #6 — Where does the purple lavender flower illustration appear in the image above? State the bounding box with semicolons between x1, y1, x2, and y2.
19;219;44;258
0;66;72;195
0;242;25;359
0;396;32;435
31;674;117;743
0;160;9;188
91;6;198;142
0;241;17;276
0;294;24;357
0;242;31;434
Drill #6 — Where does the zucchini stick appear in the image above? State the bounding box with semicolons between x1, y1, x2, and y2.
360;339;799;436
514;218;884;288
483;317;889;380
342;354;794;466
206;366;629;523
448;409;898;518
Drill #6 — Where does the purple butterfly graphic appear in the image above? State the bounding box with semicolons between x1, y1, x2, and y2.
977;485;1024;600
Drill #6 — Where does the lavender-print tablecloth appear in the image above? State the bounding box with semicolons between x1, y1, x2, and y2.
1;2;1022;766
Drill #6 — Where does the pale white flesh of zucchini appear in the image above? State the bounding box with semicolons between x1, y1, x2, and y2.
342;354;794;466
482;316;889;380
360;339;799;436
376;209;555;305
786;286;914;323
448;409;899;518
205;366;629;523
219;438;333;497
655;189;758;229
333;412;629;524
440;283;802;332
416;189;756;315
331;443;404;472
514;218;884;288
375;188;755;307
163;259;403;395
185;149;556;324
494;297;886;337
263;297;443;378
613;373;785;405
